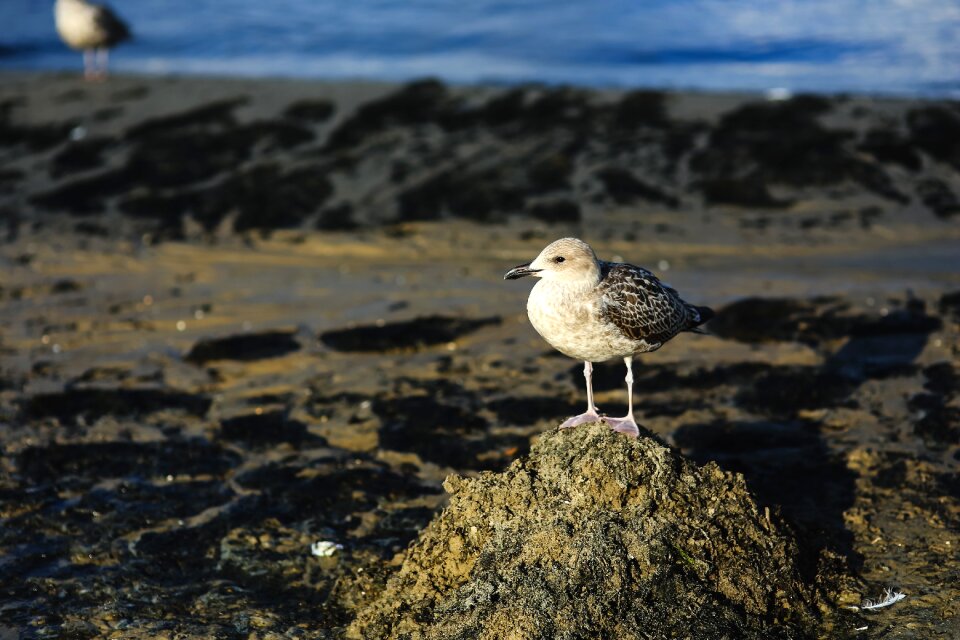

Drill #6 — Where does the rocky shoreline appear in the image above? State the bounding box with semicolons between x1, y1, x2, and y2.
1;73;958;638
3;72;960;239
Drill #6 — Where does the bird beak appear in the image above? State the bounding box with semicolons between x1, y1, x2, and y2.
504;263;540;280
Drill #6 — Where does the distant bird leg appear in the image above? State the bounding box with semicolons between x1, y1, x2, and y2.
83;49;96;80
96;47;109;78
603;356;640;438
560;361;601;429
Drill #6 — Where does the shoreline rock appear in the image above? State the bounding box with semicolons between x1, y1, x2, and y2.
349;423;838;639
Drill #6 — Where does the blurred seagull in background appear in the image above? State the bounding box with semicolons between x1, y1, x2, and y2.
505;238;714;438
55;0;131;80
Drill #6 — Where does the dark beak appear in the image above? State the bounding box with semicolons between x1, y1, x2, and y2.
504;262;540;280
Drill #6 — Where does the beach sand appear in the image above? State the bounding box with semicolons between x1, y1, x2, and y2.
1;71;958;638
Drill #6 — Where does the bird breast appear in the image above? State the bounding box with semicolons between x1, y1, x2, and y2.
55;1;108;49
526;280;638;362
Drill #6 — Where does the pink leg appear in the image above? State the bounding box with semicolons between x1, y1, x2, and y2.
603;356;640;437
560;361;601;429
97;48;110;78
83;50;96;80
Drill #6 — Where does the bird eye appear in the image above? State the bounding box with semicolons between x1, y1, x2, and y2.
553;256;565;263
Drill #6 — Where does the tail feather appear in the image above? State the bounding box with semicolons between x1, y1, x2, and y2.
686;305;715;334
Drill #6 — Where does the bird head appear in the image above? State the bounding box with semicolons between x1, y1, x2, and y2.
504;237;601;286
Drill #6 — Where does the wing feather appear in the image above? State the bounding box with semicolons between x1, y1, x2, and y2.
598;262;696;347
93;3;131;45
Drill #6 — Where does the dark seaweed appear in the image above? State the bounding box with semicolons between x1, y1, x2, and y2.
320;315;501;352
185;330;301;364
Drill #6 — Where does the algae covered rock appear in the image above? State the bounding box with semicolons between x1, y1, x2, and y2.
349;423;823;639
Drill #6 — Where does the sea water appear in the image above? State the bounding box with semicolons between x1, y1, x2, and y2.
2;0;958;97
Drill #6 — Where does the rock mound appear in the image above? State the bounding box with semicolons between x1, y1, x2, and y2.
349;423;824;639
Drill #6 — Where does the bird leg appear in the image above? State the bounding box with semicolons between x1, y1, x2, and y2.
560;361;601;429
83;50;96;80
96;48;110;78
603;356;640;438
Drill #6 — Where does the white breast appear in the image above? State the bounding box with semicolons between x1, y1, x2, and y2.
526;280;639;362
55;0;108;50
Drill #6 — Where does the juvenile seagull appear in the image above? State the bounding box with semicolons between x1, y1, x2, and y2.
54;0;131;80
504;237;713;438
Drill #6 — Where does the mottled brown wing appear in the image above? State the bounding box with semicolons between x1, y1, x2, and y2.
598;262;693;347
94;3;132;45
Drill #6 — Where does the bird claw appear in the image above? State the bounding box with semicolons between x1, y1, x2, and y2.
603;416;640;438
560;410;602;430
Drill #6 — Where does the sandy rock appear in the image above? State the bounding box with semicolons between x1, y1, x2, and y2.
349;423;823;639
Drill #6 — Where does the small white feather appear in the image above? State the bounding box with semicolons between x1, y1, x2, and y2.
847;588;906;612
310;540;343;557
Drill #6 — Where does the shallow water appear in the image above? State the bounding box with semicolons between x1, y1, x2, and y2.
3;0;960;96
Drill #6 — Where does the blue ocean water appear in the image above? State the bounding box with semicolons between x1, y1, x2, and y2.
3;0;959;97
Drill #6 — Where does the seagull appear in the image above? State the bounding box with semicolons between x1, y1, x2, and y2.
504;237;713;438
54;0;131;80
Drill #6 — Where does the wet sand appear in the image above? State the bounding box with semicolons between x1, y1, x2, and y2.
1;72;959;638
